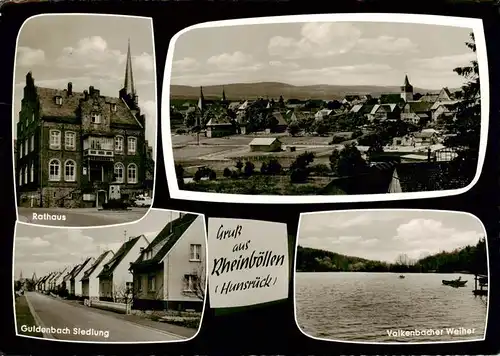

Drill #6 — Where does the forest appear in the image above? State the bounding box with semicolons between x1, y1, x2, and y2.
296;237;487;274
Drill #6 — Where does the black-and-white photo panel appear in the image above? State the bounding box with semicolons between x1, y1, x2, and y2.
294;210;489;344
162;13;488;204
13;14;157;227
13;209;207;343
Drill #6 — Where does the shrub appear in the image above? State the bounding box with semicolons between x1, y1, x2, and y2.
176;129;186;134
231;170;239;179
311;164;331;175
209;170;216;180
290;168;309;183
223;167;232;178
194;170;203;182
329;136;346;145
244;161;255;176
266;159;282;175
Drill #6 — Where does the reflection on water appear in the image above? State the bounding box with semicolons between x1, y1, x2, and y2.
295;272;488;343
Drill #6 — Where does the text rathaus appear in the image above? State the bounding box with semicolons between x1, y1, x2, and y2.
15;41;154;208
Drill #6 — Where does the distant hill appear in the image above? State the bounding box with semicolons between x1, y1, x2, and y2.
170;82;441;101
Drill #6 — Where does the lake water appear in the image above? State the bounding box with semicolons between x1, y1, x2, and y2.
295;272;488;343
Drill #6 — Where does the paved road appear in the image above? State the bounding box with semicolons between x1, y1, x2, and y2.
18;208;148;227
23;292;184;342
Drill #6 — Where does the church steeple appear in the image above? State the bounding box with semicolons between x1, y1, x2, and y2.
221;86;226;102
400;74;414;102
124;39;135;97
197;86;204;112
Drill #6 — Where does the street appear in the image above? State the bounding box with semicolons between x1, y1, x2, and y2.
18;207;148;227
22;292;185;342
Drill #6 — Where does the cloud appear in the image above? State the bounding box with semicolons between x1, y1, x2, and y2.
355;36;419;55
172;57;199;73
298;212;484;263
408;52;477;72
207;51;259;71
394;218;482;248
17;46;46;67
55;36;153;77
268;22;362;59
268;61;299;69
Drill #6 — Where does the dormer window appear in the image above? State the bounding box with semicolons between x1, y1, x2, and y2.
91;113;101;124
55;96;63;105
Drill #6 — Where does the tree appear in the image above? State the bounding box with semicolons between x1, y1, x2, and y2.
182;263;206;301
278;95;285;108
223;167;232;178
290;152;315;183
235;160;243;172
175;164;184;189
329;143;368;177
184;110;198;128
287;121;301;136
443;32;480;183
244;161;255;176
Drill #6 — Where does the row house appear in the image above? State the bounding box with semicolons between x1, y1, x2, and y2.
35;213;206;312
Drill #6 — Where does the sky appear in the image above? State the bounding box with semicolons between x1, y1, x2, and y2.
13;15;157;154
171;21;477;90
13;209;187;279
298;210;485;263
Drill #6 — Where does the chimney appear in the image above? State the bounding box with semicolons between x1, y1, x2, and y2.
427;147;432;162
84;90;89;100
67;82;72;96
89;86;94;96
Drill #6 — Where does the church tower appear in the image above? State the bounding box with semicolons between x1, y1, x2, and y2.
400;75;414;102
119;39;139;110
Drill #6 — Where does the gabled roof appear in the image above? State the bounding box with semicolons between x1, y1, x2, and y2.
407;101;433;113
249;137;280;146
206;114;233;126
98;236;147;279
35;87;142;127
81;250;113;281
420;93;439;102
350;104;363;113
130;214;200;273
71;257;93;280
272;112;288;126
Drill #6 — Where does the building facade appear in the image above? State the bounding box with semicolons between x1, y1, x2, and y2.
15;41;153;208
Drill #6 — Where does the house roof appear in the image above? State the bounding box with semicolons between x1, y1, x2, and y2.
206;114;233;126
81;250;113;281
414;131;436;138
249;137;280;146
420;93;439;102
407;101;433;113
272;112;288;126
98;236;147;279
35;87;143;128
350;104;363;113
130;214;200;273
71;257;93;280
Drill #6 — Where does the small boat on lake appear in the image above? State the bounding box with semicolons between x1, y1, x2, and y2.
399;275;405;279
442;277;467;288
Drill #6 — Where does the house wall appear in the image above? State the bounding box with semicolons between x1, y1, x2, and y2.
107;237;149;300
162;215;206;306
207;125;234;138
134;268;165;301
250;141;281;152
84;253;113;300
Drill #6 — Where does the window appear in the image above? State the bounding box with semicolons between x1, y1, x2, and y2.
49;130;61;149
31;113;34;122
114;163;124;183
126;282;133;294
111;103;117;112
24;139;28;156
115;136;124;152
147;275;156;292
91;113;101;124
30;135;34;152
24;165;28;184
190;244;202;261
55;96;62;105
127;137;137;154
30;163;34;182
64;160;76;182
65;131;76;150
19;143;23;158
19;169;22;186
127;163;137;184
184;274;197;292
48;159;61;181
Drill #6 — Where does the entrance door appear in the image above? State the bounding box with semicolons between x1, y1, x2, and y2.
96;190;107;209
